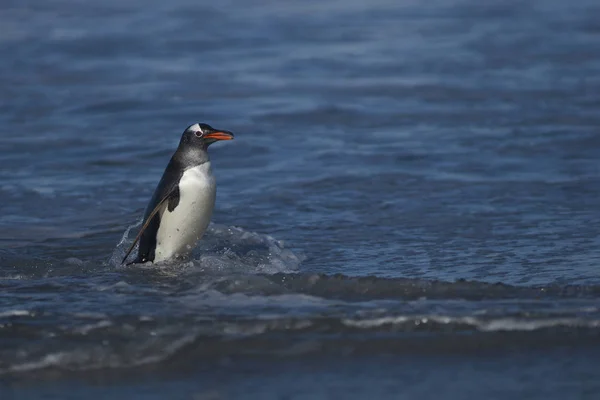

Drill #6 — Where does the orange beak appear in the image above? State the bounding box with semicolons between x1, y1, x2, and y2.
203;130;234;141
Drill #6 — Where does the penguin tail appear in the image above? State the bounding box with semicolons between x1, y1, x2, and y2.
122;255;142;265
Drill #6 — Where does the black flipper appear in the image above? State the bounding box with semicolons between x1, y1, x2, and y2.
121;188;177;265
167;186;180;212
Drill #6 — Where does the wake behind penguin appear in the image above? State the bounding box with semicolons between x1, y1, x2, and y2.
121;123;234;265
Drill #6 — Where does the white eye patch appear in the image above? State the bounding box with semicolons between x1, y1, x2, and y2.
187;123;201;133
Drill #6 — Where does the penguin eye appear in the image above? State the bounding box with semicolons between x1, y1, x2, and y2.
194;130;203;137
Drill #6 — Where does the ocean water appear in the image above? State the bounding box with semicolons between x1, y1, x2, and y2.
2;0;600;398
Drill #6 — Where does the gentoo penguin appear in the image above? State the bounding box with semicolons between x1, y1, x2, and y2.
122;122;234;264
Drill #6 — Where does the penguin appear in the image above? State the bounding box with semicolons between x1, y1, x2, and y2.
122;122;234;264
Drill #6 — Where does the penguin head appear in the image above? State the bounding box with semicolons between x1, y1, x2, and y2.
181;123;234;149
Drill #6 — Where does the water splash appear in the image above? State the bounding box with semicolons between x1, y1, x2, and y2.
107;218;142;266
109;222;304;274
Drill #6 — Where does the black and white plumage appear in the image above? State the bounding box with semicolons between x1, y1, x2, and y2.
122;123;234;264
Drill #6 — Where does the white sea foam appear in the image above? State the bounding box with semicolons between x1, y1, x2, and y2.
0;310;31;318
341;315;600;332
7;352;71;373
478;318;600;332
1;330;203;374
74;320;113;335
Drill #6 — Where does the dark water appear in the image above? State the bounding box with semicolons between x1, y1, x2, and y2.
2;0;600;398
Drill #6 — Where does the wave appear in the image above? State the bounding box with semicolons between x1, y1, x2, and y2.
258;272;600;301
3;224;600;376
2;309;600;376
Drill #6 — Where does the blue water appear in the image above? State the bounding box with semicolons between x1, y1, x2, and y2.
2;0;600;398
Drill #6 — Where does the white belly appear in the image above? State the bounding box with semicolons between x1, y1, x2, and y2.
154;162;216;263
